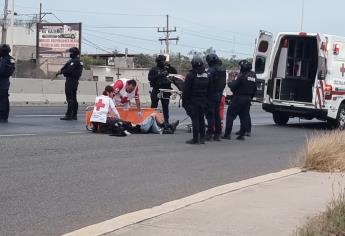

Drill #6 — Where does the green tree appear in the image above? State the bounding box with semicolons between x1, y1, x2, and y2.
133;54;155;68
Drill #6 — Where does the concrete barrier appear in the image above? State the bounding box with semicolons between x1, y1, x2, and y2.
8;78;153;105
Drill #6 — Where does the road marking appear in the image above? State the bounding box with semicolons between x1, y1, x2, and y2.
0;133;36;137
63;168;302;236
15;114;61;117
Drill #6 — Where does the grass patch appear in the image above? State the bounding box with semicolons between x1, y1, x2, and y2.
296;130;345;235
297;188;345;236
297;131;345;172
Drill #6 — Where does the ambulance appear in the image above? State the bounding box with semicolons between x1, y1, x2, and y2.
253;30;345;128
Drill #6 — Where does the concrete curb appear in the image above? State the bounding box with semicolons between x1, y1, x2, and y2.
62;168;302;236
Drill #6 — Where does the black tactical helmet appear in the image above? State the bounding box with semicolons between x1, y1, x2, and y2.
68;47;80;56
206;53;219;65
239;59;252;72
0;44;11;56
155;54;166;63
191;56;204;69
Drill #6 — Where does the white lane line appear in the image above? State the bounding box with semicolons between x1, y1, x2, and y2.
0;133;36;137
63;168;302;236
15;115;61;117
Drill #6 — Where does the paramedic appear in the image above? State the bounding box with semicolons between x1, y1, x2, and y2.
56;47;83;121
0;44;15;123
148;54;177;130
182;57;211;144
111;78;141;116
222;60;256;140
205;53;226;141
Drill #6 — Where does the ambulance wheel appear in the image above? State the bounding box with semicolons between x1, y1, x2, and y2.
273;112;289;125
335;103;345;130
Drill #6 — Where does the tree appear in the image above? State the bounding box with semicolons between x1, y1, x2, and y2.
133;54;155;68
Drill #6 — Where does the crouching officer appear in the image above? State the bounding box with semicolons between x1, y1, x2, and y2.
222;60;256;140
205;53;226;141
56;47;83;120
182;57;211;144
0;44;15;123
148;54;177;131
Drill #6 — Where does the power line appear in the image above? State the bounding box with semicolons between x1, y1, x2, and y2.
84;28;158;43
83;32;157;52
15;4;164;17
84;25;158;29
82;38;113;53
179;28;253;47
171;15;256;39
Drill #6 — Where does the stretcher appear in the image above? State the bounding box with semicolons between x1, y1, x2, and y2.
85;106;157;131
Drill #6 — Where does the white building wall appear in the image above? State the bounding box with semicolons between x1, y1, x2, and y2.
91;66;149;83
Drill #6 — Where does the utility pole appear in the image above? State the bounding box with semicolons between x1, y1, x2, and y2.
38;3;52;23
8;0;14;51
158;14;178;55
1;0;9;44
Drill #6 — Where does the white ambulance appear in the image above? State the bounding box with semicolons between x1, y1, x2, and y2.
253;30;345;128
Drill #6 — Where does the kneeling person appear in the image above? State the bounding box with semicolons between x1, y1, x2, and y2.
90;86;127;135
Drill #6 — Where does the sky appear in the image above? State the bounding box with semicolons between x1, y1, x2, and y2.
8;0;345;58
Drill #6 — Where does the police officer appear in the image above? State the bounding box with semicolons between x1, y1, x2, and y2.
56;47;83;120
205;53;226;141
0;44;15;123
182;57;211;144
222;60;257;140
148;55;177;130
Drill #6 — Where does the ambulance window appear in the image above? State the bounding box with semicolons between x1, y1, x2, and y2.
255;56;266;74
258;41;269;53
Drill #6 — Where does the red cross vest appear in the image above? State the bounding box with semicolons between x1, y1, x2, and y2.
90;95;112;123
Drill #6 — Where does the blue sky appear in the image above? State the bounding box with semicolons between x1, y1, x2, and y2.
10;0;344;58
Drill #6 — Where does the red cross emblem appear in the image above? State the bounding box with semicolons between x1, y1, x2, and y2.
340;63;345;77
95;99;106;111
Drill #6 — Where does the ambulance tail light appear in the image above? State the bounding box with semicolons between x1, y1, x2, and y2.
334;44;341;55
324;84;332;100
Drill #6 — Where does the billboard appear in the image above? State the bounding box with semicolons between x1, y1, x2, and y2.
37;23;81;58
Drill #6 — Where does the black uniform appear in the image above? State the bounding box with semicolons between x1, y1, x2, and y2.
60;56;83;120
223;70;257;139
148;60;177;127
182;59;211;144
0;50;15;123
206;58;226;140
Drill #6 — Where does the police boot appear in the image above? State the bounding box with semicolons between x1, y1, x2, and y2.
199;137;206;144
205;132;213;141
171;120;180;132
60;116;73;121
186;139;199;145
0;118;8;123
213;134;221;141
221;134;231;140
237;135;245;140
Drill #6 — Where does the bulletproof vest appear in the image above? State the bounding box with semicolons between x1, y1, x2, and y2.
0;56;15;90
235;71;257;96
208;64;226;93
157;67;171;89
191;72;209;98
63;58;83;80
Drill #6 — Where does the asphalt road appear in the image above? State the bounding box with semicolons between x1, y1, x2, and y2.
0;105;328;236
